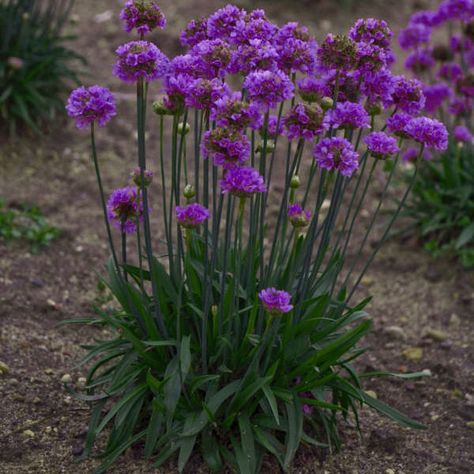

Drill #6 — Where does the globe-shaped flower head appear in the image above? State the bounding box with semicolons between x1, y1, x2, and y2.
313;137;359;177
364;132;400;160
114;41;169;83
107;186;145;234
202;128;251;168
176;203;210;229
259;288;293;315
220;167;267;197
288;204;311;228
283;103;326;140
120;1;166;36
317;34;358;71
66;85;116;129
404;117;448;151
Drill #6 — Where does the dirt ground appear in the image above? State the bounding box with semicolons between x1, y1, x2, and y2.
1;0;473;473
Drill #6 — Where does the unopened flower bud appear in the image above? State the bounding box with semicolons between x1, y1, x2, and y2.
183;184;195;199
256;141;276;154
320;96;334;111
22;12;30;21
211;305;218;317
178;122;190;135
7;57;24;70
131;167;153;187
152;100;169;115
290;175;301;189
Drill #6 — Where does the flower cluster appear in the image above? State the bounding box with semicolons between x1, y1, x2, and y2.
313;137;359;177
259;288;293;315
176;203;210;228
120;0;166;36
107;186;144;234
288;204;311;228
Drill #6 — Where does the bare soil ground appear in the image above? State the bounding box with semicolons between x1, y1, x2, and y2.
1;0;473;473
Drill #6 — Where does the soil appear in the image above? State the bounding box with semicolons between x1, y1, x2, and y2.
1;0;473;473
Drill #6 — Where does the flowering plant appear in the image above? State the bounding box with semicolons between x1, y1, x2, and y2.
399;0;474;266
66;3;439;472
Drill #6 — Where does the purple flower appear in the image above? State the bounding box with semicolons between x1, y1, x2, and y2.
220;166;267;197
288;204;311;227
448;97;473;117
244;69;294;110
176;203;210;228
422;84;451;114
453;125;473;143
180;18;208;47
389;76;426;114
202;128;250;168
170;54;203;78
386;112;412;137
275;22;318;74
297;77;330;103
317;34;358;71
405;49;435;74
437;0;474;22
190;39;232;78
120;0;166;36
438;63;463;81
163;73;191;113
360;68;395;107
402;146;432;162
404;117;449;151
409;10;438;27
185;78;229;110
398;23;431;50
456;73;474;98
228;40;279;75
107;186;144;234
283;103;326;140
356;42;394;73
237;10;278;43
323;101;370;130
130;167;153;187
210;92;262;130
349;18;393;49
364;131;400;159
66;85;116;129
207;4;246;43
258;288;293;315
113;41;169;83
313;137;360;177
264;115;284;139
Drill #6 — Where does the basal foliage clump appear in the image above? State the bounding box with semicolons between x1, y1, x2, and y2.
65;2;444;472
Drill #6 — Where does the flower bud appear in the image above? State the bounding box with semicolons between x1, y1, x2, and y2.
290;175;301;189
7;57;24;70
183;184;195;199
367;103;382;116
320;96;334;111
152;100;169;115
255;141;276;154
22;12;30;21
131;167;153;187
178;122;190;135
211;305;218;317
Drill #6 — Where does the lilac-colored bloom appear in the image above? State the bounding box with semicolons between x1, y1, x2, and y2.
386;112;412;137
438;63;463;81
237;10;278;43
422;84;451;114
356;42;394;73
405;48;435;74
313;137;360;177
323;101;370;130
398;23;431;50
409;10;438;27
283;103;325;140
228;40;279;75
66;85;116;129
180;18;208;47
317;34;358;71
288;203;311;227
114;41;169;83
185;78;229;110
405;117;449;151
163;73;191;113
297;77;330;103
220;166;267;197
190;39;232;78
437;0;474;22
389;76;426;114
244;69;294;110
176;203;210;228
170;54;203;79
361;68;395;107
264;115;284;139
120;0;166;36
349;18;393;49
202;128;250;168
258;288;293;315
107;186;143;234
456;73;474;98
364;131;400;159
453;125;473;143
210;92;262;130
207;4;246;43
275;22;318;74
448;97;473;116
402;146;432;162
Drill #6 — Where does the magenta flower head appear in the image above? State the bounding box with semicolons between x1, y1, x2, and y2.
317;34;358;71
323;101;370;131
107;186;144;234
243;69;294;110
288;203;311;228
210;92;263;130
283;103;326;140
398;23;431;50
66;85;116;129
206;4;246;42
389;76;426;114
113;41;169;83
364;131;400;160
313;137;359;178
263;115;284;139
349;18;393;49
386;112;412;138
404;117;449;151
176;203;209;229
202;128;251;168
180;18;209;47
405;49;435;74
422;84;451;114
259;288;293;315
120;0;166;36
185;78;229;110
229;39;279;75
297;77;330;103
453;125;473;144
220;166;267;197
402;147;432;162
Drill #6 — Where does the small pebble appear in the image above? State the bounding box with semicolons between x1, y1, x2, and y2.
22;430;35;438
425;328;448;342
384;326;407;341
45;368;54;375
61;374;72;383
0;361;10;375
402;347;423;361
385;469;395;474
365;390;377;399
466;421;474;429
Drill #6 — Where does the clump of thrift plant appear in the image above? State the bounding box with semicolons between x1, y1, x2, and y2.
66;3;436;473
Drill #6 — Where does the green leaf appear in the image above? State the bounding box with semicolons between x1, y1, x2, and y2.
456;222;474;249
262;384;280;426
238;413;256;473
